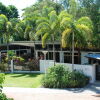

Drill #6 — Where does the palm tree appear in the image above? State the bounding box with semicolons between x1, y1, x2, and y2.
36;10;60;63
0;14;13;56
15;18;37;58
59;11;93;70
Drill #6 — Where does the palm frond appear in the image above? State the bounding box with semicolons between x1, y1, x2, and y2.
24;26;31;39
29;31;37;41
0;14;8;23
76;24;93;41
61;29;72;48
42;33;49;48
6;22;12;33
76;24;92;34
36;27;48;37
60;17;72;29
49;10;58;23
36;17;49;24
77;17;93;29
58;10;72;21
36;22;50;31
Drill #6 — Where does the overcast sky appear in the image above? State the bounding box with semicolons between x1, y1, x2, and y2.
0;0;37;17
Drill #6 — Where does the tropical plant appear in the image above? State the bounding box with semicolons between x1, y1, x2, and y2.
42;64;68;88
0;73;5;92
42;64;89;88
0;14;13;56
92;33;100;49
36;10;60;62
0;93;13;100
0;2;19;20
0;73;13;100
23;0;63;19
59;11;93;67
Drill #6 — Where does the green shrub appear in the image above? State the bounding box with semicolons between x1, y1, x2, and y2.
0;93;13;100
0;73;5;88
65;71;89;88
0;63;7;72
42;65;68;88
42;65;89;88
0;73;5;92
0;74;13;100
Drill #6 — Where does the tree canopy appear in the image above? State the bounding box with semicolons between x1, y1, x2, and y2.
0;0;99;50
0;2;19;20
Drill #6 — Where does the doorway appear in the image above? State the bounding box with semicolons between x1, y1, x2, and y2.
96;64;100;81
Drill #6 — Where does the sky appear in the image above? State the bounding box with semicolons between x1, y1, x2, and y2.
0;0;37;17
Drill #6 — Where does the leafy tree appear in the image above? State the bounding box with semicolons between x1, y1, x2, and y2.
0;14;13;61
0;2;19;20
7;5;19;20
15;20;27;41
36;10;60;62
0;2;7;17
23;0;63;19
59;11;93;67
92;34;100;49
77;0;100;33
9;18;20;41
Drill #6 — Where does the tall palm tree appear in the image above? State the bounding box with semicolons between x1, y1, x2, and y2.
59;11;93;70
15;18;37;58
36;10;60;63
0;14;13;56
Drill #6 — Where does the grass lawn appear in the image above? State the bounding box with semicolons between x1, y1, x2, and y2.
3;73;43;88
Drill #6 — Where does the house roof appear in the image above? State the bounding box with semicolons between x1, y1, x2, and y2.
0;41;60;47
85;54;100;60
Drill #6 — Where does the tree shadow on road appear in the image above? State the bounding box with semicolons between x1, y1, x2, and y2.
64;82;100;94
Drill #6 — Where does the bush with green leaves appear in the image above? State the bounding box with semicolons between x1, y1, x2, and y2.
0;93;13;100
0;74;13;100
65;70;89;88
0;73;5;90
42;65;69;88
42;65;89;88
0;63;8;72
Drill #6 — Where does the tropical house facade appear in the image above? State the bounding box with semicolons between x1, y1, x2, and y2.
0;41;100;64
0;41;100;82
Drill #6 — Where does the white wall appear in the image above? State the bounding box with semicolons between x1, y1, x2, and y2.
40;60;96;83
60;52;64;63
81;52;89;64
40;60;54;73
56;63;96;83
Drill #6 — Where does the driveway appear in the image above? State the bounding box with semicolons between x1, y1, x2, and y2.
3;82;100;100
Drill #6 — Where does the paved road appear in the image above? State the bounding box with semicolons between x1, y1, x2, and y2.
3;82;100;100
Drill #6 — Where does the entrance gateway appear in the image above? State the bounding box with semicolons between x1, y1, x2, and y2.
85;54;100;81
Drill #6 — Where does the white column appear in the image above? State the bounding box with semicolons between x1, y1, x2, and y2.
60;52;64;63
81;52;89;64
27;49;31;54
89;64;96;83
11;60;14;73
36;51;38;59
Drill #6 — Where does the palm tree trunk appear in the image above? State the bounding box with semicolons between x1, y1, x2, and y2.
72;32;74;71
70;46;72;63
78;48;80;64
47;44;49;60
33;41;36;59
7;41;10;70
52;34;55;65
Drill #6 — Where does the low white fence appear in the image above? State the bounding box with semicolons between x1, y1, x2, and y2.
40;60;96;83
10;60;96;83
